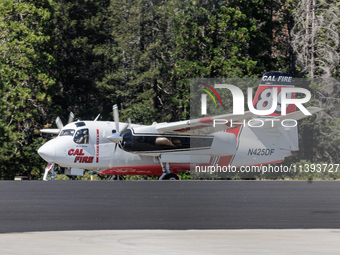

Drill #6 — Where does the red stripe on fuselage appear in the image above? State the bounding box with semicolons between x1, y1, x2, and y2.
96;129;99;163
100;164;191;176
215;126;243;166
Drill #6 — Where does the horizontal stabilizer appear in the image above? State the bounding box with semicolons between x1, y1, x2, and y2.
256;107;322;128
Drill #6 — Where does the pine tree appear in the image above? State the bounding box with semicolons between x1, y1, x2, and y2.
290;0;340;164
0;0;57;179
291;0;339;78
52;0;111;120
169;1;259;119
97;0;175;124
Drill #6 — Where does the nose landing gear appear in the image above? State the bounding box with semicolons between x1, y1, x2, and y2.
43;162;57;181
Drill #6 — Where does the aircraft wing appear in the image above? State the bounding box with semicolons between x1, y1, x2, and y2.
154;111;255;135
40;129;60;135
150;107;322;135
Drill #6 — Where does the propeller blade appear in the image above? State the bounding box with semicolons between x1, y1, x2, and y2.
68;112;75;124
112;118;131;154
113;104;119;133
55;117;63;130
119;123;128;135
119;118;131;135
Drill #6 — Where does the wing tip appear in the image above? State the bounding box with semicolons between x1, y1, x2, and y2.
40;129;60;135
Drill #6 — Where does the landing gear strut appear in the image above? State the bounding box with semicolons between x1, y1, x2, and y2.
109;175;122;180
158;157;179;180
43;162;57;181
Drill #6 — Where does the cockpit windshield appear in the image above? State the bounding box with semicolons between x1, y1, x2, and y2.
59;129;75;136
74;128;89;144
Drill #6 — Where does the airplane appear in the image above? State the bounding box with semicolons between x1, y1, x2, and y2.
37;72;322;181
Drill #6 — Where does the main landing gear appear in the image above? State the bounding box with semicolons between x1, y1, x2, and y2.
158;158;179;180
109;175;123;180
162;173;179;180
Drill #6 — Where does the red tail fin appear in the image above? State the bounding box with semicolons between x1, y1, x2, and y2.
252;72;296;116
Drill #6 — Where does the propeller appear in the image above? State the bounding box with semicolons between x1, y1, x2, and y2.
108;104;131;153
55;116;63;130
40;112;76;134
68;112;75;124
55;112;75;131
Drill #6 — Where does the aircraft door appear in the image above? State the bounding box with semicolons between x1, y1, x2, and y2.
69;128;96;166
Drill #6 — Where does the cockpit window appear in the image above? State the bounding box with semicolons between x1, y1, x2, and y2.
74;128;89;144
59;129;75;136
75;122;86;128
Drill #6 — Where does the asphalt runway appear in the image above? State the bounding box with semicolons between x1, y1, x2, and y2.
1;180;340;233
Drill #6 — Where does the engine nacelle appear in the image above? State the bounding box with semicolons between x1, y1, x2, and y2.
119;129;236;157
201;131;237;157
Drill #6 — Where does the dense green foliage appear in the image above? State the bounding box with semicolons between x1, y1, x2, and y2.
0;0;57;179
0;0;339;180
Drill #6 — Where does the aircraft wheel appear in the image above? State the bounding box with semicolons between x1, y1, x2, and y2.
163;173;179;180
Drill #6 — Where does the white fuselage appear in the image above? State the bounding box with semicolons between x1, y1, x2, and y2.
38;121;159;174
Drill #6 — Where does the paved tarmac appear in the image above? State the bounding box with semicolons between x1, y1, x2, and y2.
1;180;340;233
1;229;340;255
1;180;340;254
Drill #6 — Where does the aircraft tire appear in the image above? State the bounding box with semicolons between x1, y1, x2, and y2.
163;174;179;180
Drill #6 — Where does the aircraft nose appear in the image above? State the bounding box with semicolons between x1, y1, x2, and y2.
38;140;56;162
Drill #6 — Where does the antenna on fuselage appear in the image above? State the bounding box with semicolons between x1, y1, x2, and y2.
94;113;100;121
